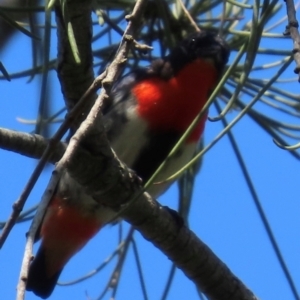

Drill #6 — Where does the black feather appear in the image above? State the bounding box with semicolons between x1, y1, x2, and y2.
26;247;62;299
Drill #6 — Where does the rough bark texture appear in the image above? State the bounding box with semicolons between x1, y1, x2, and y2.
55;0;96;134
0;127;66;163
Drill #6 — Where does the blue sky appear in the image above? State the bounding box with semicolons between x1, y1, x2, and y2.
1;6;300;300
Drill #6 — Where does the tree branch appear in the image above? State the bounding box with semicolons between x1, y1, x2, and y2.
55;0;97;133
0;127;65;163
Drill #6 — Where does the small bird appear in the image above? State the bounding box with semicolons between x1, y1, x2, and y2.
26;31;230;298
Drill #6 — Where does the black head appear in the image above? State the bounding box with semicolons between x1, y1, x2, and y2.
169;31;230;74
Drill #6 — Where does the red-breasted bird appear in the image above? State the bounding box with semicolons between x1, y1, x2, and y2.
26;31;230;298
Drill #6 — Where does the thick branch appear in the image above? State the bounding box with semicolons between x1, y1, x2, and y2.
0;127;65;163
55;0;96;132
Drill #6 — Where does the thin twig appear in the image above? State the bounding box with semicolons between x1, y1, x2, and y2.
17;171;61;300
284;0;300;79
97;227;134;300
177;0;200;32
131;238;149;300
215;101;300;300
58;241;126;285
160;263;176;300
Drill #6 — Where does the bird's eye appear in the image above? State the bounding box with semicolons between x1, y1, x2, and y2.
189;38;197;49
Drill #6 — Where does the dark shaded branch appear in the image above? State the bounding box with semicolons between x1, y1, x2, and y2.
0;127;66;163
55;0;96;133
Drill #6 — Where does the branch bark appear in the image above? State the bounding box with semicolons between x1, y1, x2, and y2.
55;0;97;133
0;127;65;163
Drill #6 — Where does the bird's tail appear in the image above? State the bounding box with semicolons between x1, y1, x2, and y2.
26;246;62;299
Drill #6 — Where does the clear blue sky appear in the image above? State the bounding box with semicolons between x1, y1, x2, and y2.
0;7;300;300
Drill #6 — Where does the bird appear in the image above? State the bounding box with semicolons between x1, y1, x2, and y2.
26;31;230;298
